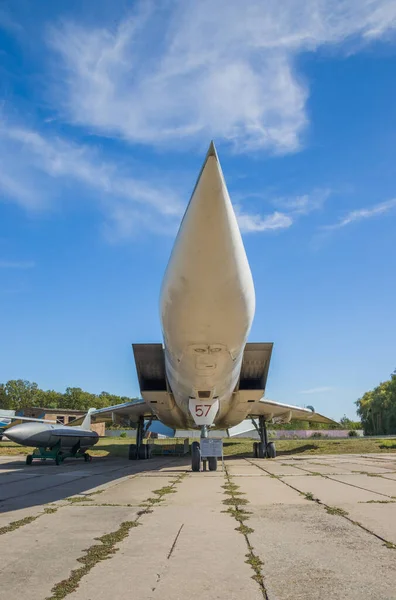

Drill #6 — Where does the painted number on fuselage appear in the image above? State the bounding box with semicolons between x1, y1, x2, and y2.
188;398;219;426
195;405;211;417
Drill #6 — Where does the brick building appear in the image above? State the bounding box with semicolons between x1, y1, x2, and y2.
21;407;105;436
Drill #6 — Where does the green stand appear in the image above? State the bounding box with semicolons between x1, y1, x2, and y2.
26;442;92;466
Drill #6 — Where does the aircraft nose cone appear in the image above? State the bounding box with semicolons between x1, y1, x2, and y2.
160;141;255;355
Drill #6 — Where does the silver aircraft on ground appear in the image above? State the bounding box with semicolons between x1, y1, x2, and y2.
72;141;336;471
3;410;98;464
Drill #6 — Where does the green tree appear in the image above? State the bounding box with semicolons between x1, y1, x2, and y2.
356;370;396;435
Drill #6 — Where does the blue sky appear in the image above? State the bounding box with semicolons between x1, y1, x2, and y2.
1;1;396;420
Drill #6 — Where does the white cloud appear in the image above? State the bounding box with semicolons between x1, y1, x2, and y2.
0;120;296;239
0;121;184;238
46;1;396;153
236;209;293;233
324;198;396;230
274;189;332;216
299;386;334;394
0;260;35;269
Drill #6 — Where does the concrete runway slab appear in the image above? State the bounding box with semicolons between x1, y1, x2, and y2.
1;453;396;600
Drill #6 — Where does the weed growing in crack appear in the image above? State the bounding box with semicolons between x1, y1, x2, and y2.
222;469;268;599
0;515;38;536
303;492;316;501
325;506;349;517
46;521;140;600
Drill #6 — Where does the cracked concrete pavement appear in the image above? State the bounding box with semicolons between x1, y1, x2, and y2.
1;452;396;599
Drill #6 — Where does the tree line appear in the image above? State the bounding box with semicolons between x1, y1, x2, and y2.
0;379;138;412
356;369;396;435
0;379;363;431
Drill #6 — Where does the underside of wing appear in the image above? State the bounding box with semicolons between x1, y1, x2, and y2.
250;398;338;425
71;400;155;427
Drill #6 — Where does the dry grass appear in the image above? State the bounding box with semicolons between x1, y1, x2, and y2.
1;436;396;459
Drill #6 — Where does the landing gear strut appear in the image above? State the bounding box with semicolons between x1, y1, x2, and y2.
190;426;218;472
128;416;153;460
252;416;276;459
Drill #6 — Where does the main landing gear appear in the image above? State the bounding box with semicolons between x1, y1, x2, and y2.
128;416;153;460
252;416;276;459
191;426;218;472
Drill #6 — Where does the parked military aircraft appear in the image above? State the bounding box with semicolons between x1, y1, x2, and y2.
2;410;98;464
72;141;336;471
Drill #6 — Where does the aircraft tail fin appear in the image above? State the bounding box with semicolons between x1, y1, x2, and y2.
81;408;96;430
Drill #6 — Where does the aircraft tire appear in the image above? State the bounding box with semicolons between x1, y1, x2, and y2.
26;454;33;466
55;453;62;465
253;442;258;458
257;442;266;459
191;441;201;472
128;444;138;460
208;456;218;471
138;445;148;459
266;442;276;459
84;453;91;462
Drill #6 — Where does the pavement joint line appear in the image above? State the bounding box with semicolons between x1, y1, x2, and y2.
279;460;396;499
245;459;396;551
167;523;184;559
46;470;188;599
223;466;269;599
0;505;59;536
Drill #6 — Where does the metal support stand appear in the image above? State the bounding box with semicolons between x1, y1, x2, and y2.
26;442;91;466
201;425;208;470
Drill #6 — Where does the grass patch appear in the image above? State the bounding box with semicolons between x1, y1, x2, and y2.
362;500;396;504
303;492;316;501
235;524;254;535
140;473;186;511
384;541;396;549
66;496;92;503
152;486;176;496
46;520;140;600
222;470;268;598
325;506;349;517
0;515;38;536
3;435;396;459
245;551;264;584
44;507;58;514
222;496;249;506
222;506;252;520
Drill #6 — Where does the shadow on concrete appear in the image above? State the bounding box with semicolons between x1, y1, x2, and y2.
0;455;190;513
223;443;319;459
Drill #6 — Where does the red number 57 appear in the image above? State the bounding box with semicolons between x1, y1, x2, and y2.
195;405;211;417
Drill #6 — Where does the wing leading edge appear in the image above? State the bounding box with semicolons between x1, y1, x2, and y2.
250;398;338;425
70;400;155;427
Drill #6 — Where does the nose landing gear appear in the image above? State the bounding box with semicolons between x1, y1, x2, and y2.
191;426;219;472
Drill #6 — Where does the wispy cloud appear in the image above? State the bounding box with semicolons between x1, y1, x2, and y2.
0;120;295;239
0;260;35;269
46;1;396;154
299;387;333;394
236;209;293;233
274;189;332;216
0;121;184;238
324;198;396;230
